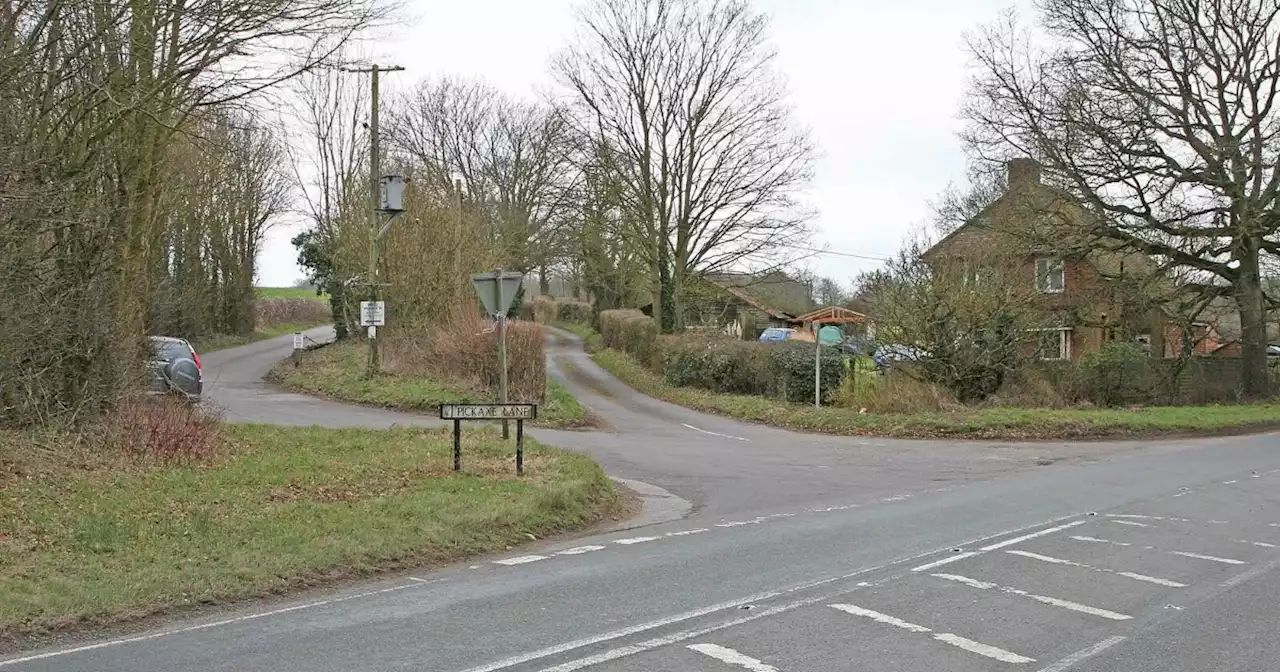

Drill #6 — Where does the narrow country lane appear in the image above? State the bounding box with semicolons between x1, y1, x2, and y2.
5;330;1279;672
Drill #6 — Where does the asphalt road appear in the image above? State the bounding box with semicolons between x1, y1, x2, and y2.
5;329;1279;672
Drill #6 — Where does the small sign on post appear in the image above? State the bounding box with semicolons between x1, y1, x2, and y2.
439;403;538;474
360;301;386;326
293;332;304;350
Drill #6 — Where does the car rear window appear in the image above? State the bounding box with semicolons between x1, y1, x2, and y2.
152;341;192;362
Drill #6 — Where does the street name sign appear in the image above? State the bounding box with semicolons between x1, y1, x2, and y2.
439;404;537;420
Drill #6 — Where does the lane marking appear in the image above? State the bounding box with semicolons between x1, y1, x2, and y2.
932;573;1132;620
666;528;709;537
461;591;782;672
555;545;605;555
911;551;979;572
1223;480;1238;485
1110;519;1151;528
406;576;433;583
614;536;659;545
1105;514;1187;522
1237;540;1277;549
493;555;548;566
1005;550;1187;588
0;581;431;668
1071;535;1130;546
1171;551;1247;565
829;604;932;633
687;643;780;672
681;423;749;442
829;604;1033;663
1221;557;1280;588
933;633;1036;664
980;520;1086;551
1036;636;1126;672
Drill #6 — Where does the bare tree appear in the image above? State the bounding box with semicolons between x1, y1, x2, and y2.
963;0;1280;396
553;0;814;331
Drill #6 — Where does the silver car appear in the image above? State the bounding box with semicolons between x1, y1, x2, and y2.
148;336;203;398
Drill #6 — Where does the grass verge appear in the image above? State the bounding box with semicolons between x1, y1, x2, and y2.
552;322;602;352
591;348;1280;440
0;423;615;640
268;341;589;429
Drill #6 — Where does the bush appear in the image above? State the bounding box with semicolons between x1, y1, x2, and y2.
107;396;222;462
659;335;772;395
600;309;643;349
531;295;556;324
555;299;593;325
831;369;960;413
768;341;846;405
599;309;657;366
1075;342;1153;407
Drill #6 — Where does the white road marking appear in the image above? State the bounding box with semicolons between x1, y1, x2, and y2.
614;536;659;545
1105;514;1192;522
932;573;1132;620
1036;636;1126;672
1071;535;1130;546
461;591;782;672
687;644;779;672
1005;550;1187;588
666;528;709;537
1172;551;1247;565
555;545;605;555
831;604;1033;663
1110;519;1151;528
981;520;1086;551
406;576;433;583
1223;480;1238;484
493;555;548;566
0;581;432;668
680;423;749;442
933;633;1036;664
1221;557;1280;588
829;604;932;633
1172;490;1194;497
1272;523;1280;528
1237;540;1278;548
911;551;980;572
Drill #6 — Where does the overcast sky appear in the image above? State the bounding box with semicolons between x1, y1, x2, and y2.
257;0;1032;288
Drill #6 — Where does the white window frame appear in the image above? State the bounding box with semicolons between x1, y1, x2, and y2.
1035;257;1065;294
1029;327;1072;361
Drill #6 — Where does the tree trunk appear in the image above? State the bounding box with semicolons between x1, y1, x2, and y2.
1236;239;1269;398
538;263;550;295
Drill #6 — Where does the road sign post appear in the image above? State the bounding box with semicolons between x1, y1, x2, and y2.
439;404;538;474
470;270;524;440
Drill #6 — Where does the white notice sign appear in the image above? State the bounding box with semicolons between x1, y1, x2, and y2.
360;301;386;326
293;332;304;350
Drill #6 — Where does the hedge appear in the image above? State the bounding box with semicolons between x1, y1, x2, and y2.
600;309;658;366
769;341;846;405
660;334;772;395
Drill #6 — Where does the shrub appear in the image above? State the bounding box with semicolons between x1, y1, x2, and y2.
1074;342;1153;407
619;315;659;368
768;341;846;405
555;299;593;325
107;396;222;462
531;295;556;324
660;335;772;395
831;369;960;413
600;309;644;349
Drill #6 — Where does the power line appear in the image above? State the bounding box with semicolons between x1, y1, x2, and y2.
776;244;892;262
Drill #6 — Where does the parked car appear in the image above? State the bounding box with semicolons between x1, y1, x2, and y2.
871;344;927;375
759;327;797;342
148;336;203;398
1268;343;1280;358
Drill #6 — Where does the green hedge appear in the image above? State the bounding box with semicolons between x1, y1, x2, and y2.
555;299;593;325
600;309;657;366
660;335;772;395
768;341;846;405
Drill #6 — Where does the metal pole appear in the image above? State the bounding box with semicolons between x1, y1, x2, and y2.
366;64;381;379
498;274;510;440
814;320;822;408
453;419;461;471
455;178;463;282
516;419;524;475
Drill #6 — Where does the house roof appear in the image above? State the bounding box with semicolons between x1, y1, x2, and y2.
709;279;796;321
793;306;867;324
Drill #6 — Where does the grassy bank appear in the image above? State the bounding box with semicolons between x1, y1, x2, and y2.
592;348;1280;440
0;423;615;638
269;341;589;428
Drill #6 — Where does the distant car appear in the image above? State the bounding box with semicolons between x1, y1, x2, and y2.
759;327;797;342
148;336;203;399
872;344;927;375
1269;343;1280;358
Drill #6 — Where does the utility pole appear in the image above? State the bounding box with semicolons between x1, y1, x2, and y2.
346;63;404;378
455;178;463;283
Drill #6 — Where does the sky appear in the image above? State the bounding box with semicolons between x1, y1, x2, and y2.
256;0;1033;289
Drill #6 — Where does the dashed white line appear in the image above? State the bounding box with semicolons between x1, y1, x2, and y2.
1036;636;1126;672
830;604;932;633
493;555;549;566
680;423;749;442
980;520;1086;551
666;528;709;537
933;633;1036;664
1110;519;1151;528
555;545;605;556
406;576;433;583
1071;535;1130;546
613;536;659;545
1005;550;1187;588
1105;514;1192;522
831;604;1033;663
1171;551;1247;565
911;552;980;572
1237;540;1278;549
932;573;1132;620
1222;480;1238;484
687;643;780;671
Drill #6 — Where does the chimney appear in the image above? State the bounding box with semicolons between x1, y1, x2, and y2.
1006;158;1042;190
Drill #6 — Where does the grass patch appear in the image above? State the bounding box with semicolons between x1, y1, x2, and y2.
269;341;588;429
254;287;329;303
591;348;1280;440
553;322;602;353
0;423;615;639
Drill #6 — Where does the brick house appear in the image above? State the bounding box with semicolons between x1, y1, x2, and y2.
922;159;1226;361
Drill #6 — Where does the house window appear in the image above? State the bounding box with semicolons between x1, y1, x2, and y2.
1031;327;1072;360
1035;258;1065;293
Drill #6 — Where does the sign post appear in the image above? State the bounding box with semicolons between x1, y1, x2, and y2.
470;270;524;439
439;404;538;474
